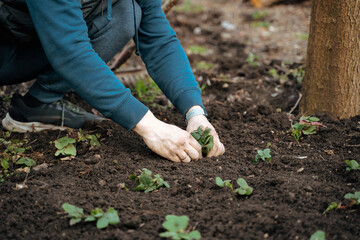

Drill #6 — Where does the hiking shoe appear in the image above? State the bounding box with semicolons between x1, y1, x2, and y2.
2;92;105;132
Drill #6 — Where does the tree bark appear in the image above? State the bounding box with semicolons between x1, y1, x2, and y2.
301;0;360;118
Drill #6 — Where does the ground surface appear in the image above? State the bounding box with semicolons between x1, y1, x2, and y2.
0;0;359;239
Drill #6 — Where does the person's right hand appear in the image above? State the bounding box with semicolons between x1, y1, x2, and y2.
133;111;202;163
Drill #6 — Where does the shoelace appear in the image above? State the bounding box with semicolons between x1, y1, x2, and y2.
59;100;85;127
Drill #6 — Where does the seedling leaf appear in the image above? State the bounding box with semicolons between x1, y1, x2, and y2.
216;177;225;187
160;215;201;240
131;168;170;192
345;160;360;171
344;191;360;205
17;157;36;167
310;230;325;240
191;126;214;156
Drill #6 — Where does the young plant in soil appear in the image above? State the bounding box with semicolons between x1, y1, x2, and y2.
77;129;101;148
190;126;214;156
54;136;77;157
0;133;36;183
216;177;253;196
254;148;271;163
345;160;360;171
310;230;325;240
62;203;120;229
323;191;360;214
130;168;170;193
290;116;326;141
159;215;201;240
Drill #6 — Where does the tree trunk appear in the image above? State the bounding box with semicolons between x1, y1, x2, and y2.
301;0;360;119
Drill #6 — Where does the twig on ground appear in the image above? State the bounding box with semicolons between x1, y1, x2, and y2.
288;93;302;115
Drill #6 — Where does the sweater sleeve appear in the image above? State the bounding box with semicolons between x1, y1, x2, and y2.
137;0;205;118
25;0;148;130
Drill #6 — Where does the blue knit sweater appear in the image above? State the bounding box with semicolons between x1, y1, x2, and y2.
25;0;204;130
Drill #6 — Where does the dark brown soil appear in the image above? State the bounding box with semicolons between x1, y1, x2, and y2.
0;1;359;240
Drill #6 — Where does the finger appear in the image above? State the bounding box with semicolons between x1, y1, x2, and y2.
188;136;202;157
167;151;181;163
182;155;191;163
184;143;200;161
176;151;188;161
213;141;225;157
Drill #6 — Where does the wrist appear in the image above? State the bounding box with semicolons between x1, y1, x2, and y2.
133;110;158;136
185;105;207;123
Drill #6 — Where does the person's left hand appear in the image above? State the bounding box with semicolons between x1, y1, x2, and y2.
186;114;225;158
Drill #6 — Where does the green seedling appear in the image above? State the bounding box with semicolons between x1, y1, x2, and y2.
0;134;36;182
268;69;288;83
54;136;76;157
78;129;101;147
130;168;170;193
323;202;341;214
290;116;326;141
62;203;120;229
254;148;271;162
246;53;260;67
310;230;325;240
159;215;201;240
345;160;360;171
85;207;120;229
344;191;360;205
187;45;208;55
323;191;360;214
191;126;214;156
216;177;253;196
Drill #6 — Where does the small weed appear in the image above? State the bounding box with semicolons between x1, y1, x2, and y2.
62;203;120;229
190;126;214;156
310;230;325;240
323;191;360;214
251;11;270;28
159;215;201;240
187;45;208;55
195;61;214;70
175;0;203;14
54;136;76;157
268;69;288;83
246;53;260;67
345;160;360;171
216;177;253;196
290;116;326;141
78;129;101;147
254;148;271;163
130;168;170;193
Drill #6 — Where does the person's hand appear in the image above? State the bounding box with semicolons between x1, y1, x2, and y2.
133;111;202;163
186;114;225;158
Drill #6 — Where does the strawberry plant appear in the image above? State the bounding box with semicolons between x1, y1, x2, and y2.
159;215;201;240
216;177;253;196
254;148;271;162
78;129;101;147
290;116;326;141
54;136;76;157
323;191;360;214
62;203;120;229
345;160;360;171
190;126;214;156
130;168;170;193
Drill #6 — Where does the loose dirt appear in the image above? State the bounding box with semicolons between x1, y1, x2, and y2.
0;1;359;239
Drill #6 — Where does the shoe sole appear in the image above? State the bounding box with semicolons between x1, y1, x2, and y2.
2;113;70;133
